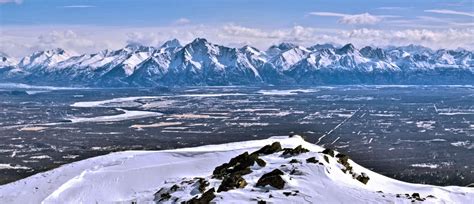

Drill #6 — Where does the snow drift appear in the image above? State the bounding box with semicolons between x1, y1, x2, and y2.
0;135;472;203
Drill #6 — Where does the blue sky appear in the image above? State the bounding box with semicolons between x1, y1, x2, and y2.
0;0;473;57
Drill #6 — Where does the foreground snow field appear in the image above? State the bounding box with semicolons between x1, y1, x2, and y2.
0;135;472;203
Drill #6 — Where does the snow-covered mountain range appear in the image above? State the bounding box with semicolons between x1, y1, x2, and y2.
1;39;473;87
0;135;472;203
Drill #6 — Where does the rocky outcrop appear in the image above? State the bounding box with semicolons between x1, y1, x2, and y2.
253;142;282;155
152;135;385;203
256;169;286;189
212;152;258;179
187;188;216;204
217;175;247;192
282;145;309;156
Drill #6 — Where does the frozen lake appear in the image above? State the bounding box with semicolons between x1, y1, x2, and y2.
0;85;473;186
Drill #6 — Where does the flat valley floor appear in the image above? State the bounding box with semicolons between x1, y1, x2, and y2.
0;85;472;186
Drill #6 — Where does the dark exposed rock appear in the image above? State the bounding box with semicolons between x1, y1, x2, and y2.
290;168;304;175
467;183;474;187
356;172;370;184
257;200;266;204
323;155;329;163
170;184;179;191
213;152;259;179
289;159;300;163
306;157;319;163
336;153;352;173
253;142;282;155
256;169;285;189
154;186;175;202
335;153;349;164
256;158;267;167
186;188;216;204
217;175;247;192
197;178;209;193
283;190;298;196
282;145;309;156
158;192;171;202
411;193;420;199
322;148;335;157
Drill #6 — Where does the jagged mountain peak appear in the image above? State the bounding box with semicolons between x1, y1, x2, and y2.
1;40;473;86
239;45;260;53
308;43;336;51
396;44;433;55
360;46;387;59
267;42;298;51
337;43;357;54
161;39;182;49
29;48;69;57
266;42;299;58
190;38;210;45
275;42;298;50
19;48;72;69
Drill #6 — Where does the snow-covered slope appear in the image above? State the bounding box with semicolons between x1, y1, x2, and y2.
0;135;472;204
1;39;473;86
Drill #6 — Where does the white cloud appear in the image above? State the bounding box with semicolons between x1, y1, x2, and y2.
173;18;191;25
425;9;474;17
0;28;114;57
1;25;473;58
308;12;346;17
219;25;474;50
339;13;382;25
309;12;383;25
126;32;163;46
0;0;22;4
62;5;96;8
221;24;285;39
377;7;411;10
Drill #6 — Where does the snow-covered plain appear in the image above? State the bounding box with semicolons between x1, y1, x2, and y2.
67;108;162;123
0;135;472;203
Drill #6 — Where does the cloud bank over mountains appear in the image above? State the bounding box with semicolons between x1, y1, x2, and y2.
1;1;473;57
1;25;473;58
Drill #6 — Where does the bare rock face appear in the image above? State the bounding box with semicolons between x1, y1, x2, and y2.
322;148;335;157
187;188;216;204
197;178;209;193
253;142;283;155
212;152;258;179
356;172;370;184
256;169;286;189
306;157;319;163
335;153;352;173
282;145;309;156
217;175;248;192
256;158;267;167
323;155;329;163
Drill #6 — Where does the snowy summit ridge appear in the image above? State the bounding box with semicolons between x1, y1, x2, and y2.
0;135;472;203
0;39;473;86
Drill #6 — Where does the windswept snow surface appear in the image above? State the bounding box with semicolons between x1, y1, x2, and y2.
0;136;472;203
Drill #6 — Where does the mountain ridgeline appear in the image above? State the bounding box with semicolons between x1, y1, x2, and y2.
1;38;473;87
